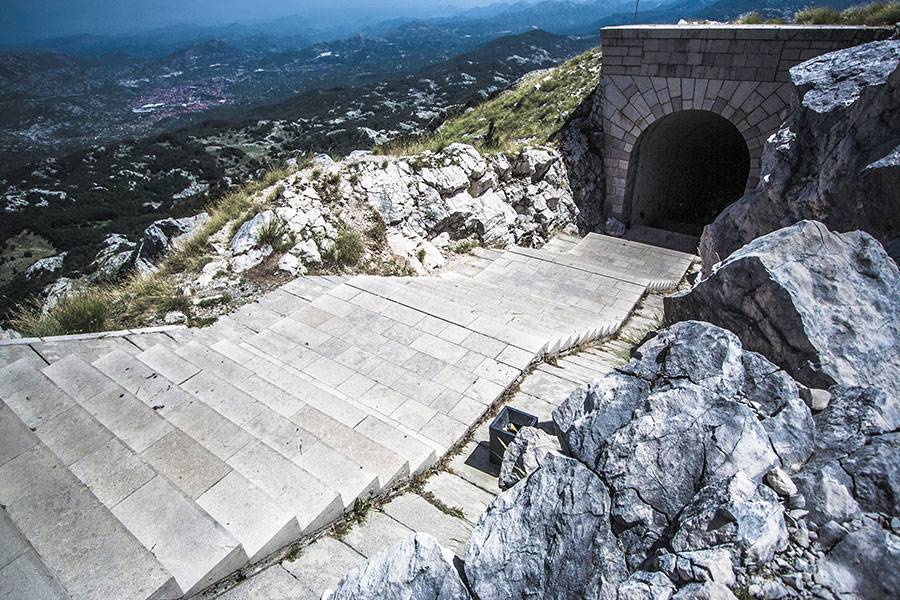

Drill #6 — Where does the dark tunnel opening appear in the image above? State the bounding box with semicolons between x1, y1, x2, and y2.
625;110;751;237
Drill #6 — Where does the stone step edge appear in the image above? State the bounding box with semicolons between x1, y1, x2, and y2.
0;325;187;347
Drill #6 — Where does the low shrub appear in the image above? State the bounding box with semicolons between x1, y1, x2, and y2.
795;2;900;25
327;230;365;267
11;288;115;336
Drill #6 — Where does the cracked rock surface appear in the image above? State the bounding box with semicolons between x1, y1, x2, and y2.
701;40;900;268
666;220;900;393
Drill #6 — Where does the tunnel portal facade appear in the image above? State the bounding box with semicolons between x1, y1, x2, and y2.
599;25;890;234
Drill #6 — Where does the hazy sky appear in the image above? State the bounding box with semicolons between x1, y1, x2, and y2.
0;0;500;43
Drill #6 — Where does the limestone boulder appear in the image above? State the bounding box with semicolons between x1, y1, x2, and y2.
90;234;136;280
794;385;900;525
615;571;676;600
555;321;812;567
667;221;900;393
324;533;469;600
230;211;273;254
498;426;559;490
464;452;626;600
25;253;66;279
701;40;900;268
135;212;208;273
669;472;787;564
0;326;21;341
813;524;900;599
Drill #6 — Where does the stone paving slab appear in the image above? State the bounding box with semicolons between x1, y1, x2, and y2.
339;510;417;559
381;493;472;556
280;537;366;599
423;471;494;525
215;565;305;600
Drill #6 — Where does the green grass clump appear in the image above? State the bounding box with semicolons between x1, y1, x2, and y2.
11;288;114;336
326;230;365;267
795;1;900;24
736;12;787;24
375;46;603;156
10;273;192;337
255;217;295;252
165;167;291;273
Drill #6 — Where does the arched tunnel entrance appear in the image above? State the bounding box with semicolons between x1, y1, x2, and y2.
625;110;751;237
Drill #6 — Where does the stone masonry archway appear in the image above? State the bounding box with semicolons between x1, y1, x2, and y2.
626;110;750;236
599;25;891;231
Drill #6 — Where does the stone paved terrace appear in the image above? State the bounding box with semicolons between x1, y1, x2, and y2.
0;231;694;600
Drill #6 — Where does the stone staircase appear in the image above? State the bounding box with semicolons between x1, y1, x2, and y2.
0;231;695;600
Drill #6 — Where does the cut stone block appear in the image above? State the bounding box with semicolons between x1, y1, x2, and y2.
197;472;302;563
0;446;179;600
293;442;379;508
380;493;472;556
216;565;308;600
226;440;343;534
0;550;69;600
139;430;231;499
340;510;416;559
291;405;407;489
111;475;248;596
423;471;494;525
137;345;200;384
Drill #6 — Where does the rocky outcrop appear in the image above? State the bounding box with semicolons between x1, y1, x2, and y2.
464;451;626;599
324;533;469;600
701;40;900;269
0;326;21;341
497;426;558;490
90;234;137;280
554;321;811;568
554;84;606;232
24;253;66;279
666;220;900;392
356;144;578;256
135;213;209;274
328;316;896;599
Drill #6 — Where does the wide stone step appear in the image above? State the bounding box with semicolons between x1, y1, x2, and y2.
397;278;587;349
173;337;428;498
347;276;547;355
541;232;582;254
36;357;259;594
212;337;434;478
77;351;338;546
0;392;179;600
568;231;696;289
410;275;608;345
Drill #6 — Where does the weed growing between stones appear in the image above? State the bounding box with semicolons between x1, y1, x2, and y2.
332;499;373;539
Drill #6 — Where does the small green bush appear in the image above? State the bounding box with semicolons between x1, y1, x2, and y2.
795;6;843;23
795;2;900;25
736;11;786;24
327;230;365;266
